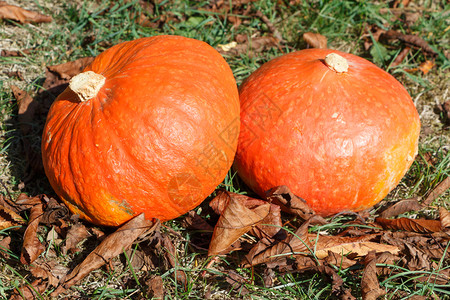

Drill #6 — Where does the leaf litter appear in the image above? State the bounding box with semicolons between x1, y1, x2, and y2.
0;1;52;24
1;1;449;298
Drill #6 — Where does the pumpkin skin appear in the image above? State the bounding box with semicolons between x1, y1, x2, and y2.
234;49;420;216
42;36;240;226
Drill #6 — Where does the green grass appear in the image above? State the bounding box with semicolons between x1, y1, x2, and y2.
0;0;449;299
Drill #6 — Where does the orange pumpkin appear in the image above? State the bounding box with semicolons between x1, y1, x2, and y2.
234;49;420;216
42;36;240;226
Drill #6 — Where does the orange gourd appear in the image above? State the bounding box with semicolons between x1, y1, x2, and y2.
234;49;420;216
42;36;240;226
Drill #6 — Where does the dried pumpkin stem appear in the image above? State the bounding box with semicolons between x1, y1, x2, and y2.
69;71;106;102
324;53;348;73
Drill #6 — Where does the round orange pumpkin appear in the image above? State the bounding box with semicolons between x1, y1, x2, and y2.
234;49;420;216
42;35;240;226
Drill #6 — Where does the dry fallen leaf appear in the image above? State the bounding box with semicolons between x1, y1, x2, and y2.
11;85;40;136
323;251;357;270
314;235;400;259
208;195;270;256
379;197;423;218
0;1;52;23
361;251;386;300
294;265;353;297
210;190;283;240
10;279;47;300
265;185;316;220
243;216;314;267
361;24;386;50
225;270;250;295
42;57;95;98
41;197;69;224
145;275;164;299
64;223;90;254
51;214;158;297
423;176;450;205
380;30;437;57
375;251;398;275
440;207;450;229
303;32;328;49
0;203;25;230
216;35;280;57
20;203;45;265
0;236;11;258
6;70;25;80
181;210;214;231
375;217;442;233
0;48;31;57
391;46;411;67
29;260;69;287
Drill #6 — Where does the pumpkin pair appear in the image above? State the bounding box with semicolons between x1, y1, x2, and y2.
42;35;420;226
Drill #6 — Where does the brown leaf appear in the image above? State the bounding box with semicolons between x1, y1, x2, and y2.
380;30;437;57
379;197;423;218
0;48;31;57
208;196;270;256
51;214;158;297
441;100;450;121
375;251;397;275
362;25;386;50
303;32;328;49
10;279;47;300
0;203;25;230
293;265;352;297
41;197;69;224
145;275;164;299
41;198;69;224
0;194;19;213
29;260;69;287
361;251;386;300
5;70;24;80
181;210;214;231
323;251;357;270
391;46;411;67
0;236;11;258
64;223;90;254
263;268;275;287
20;203;45;265
91;227;106;240
265;185;316;220
423;177;450;206
243;216;314;267
375;217;442;233
216;35;280;57
11;85;40;136
43;57;95;97
225;270;250;295
314;235;400;259
440;207;450;229
209;190;282;239
253;203;282;239
15;194;43;210
0;2;52;23
160;233;187;287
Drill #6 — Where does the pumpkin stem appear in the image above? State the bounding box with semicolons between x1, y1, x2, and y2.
69;71;106;102
324;53;348;73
